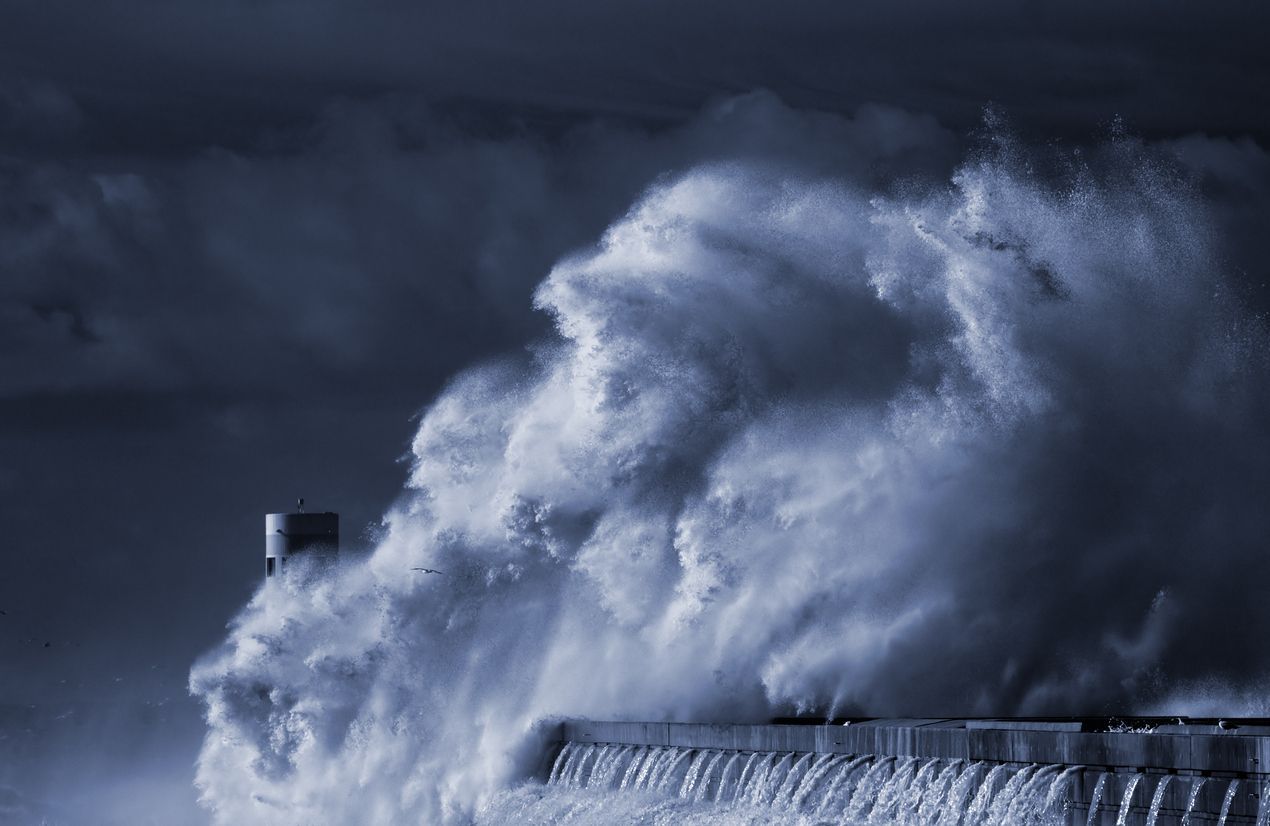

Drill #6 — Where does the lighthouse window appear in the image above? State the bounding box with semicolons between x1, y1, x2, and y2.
266;557;276;577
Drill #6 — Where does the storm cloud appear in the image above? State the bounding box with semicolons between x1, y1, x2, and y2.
3;0;1269;148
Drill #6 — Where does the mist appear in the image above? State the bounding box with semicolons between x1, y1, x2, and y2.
188;99;1270;824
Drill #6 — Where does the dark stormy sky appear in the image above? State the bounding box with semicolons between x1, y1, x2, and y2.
1;1;1269;823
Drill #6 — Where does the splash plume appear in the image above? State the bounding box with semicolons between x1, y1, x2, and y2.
190;114;1270;824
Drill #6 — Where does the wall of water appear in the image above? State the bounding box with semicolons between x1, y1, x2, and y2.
188;109;1270;825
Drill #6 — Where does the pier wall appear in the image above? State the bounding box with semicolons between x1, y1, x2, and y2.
547;719;1270;823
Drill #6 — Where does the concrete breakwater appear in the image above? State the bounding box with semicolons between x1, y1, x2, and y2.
540;719;1270;824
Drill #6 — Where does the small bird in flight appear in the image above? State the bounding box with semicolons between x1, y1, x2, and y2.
411;568;445;574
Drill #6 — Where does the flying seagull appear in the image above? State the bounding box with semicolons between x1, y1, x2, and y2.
411;568;445;574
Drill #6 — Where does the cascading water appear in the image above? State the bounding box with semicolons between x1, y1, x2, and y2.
633;747;665;790
982;763;1035;826
523;743;1075;824
937;763;985;826
548;741;575;785
1218;779;1240;826
712;752;744;802
895;759;940;823
1116;773;1143;826
747;751;792;806
1087;773;1110;826
571;743;605;788
617;747;649;791
654;747;695;793
818;755;873;816
915;760;962;824
1042;766;1083;822
846;757;898;820
1003;764;1059;825
1180;777;1206;826
732;752;765;804
868;756;920;823
679;749;714;799
773;751;816;806
793;754;848;810
595;745;635;789
1145;775;1171;826
965;764;1010;824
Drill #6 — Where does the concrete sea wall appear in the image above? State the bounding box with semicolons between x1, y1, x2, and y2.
545;719;1270;823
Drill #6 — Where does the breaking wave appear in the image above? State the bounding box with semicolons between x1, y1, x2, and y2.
190;113;1270;824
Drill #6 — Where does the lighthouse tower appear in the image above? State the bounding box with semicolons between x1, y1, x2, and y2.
265;501;338;578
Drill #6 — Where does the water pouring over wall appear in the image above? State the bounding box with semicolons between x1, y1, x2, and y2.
482;719;1270;824
530;743;1069;823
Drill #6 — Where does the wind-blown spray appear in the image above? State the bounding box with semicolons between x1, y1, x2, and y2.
190;115;1270;824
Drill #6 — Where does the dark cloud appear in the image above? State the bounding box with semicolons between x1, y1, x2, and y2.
0;75;83;151
2;0;1268;154
1164;134;1270;314
0;93;961;405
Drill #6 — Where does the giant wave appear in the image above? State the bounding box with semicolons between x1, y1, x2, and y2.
190;102;1270;824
